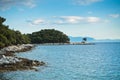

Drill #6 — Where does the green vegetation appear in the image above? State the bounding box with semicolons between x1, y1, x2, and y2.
28;29;70;43
81;37;87;43
0;16;70;48
0;17;30;49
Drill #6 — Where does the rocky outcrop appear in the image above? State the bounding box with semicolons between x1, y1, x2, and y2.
7;44;34;52
0;55;21;64
0;44;34;55
70;42;95;45
0;55;45;72
0;44;45;72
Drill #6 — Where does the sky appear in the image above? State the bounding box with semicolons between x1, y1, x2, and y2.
0;0;120;39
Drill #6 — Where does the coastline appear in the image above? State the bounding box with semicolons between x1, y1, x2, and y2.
38;42;95;45
0;44;45;72
0;44;34;55
0;42;94;72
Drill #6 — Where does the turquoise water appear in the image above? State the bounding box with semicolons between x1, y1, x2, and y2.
0;42;120;80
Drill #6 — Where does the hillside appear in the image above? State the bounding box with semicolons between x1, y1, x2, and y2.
0;17;30;49
28;29;70;43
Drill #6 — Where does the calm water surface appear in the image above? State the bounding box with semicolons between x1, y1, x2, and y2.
0;42;120;80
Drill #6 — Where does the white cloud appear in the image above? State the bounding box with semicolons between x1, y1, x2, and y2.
74;0;102;5
86;17;100;23
109;14;120;18
54;16;102;24
0;0;36;10
32;19;44;25
60;16;84;23
22;0;36;8
27;19;45;25
27;16;108;26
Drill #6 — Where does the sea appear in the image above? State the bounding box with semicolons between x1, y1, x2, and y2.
0;42;120;80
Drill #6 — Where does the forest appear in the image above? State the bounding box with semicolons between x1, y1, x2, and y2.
0;17;70;49
0;17;30;48
28;29;70;43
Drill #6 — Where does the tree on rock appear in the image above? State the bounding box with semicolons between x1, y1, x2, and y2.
81;37;87;43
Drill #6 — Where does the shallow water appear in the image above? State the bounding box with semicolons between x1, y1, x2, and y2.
0;42;120;80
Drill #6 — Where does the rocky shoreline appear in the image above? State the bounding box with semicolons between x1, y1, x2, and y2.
0;44;34;55
0;44;45;72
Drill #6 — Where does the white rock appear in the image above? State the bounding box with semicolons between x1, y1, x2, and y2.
0;55;22;64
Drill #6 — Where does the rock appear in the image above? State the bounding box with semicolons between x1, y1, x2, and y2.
0;44;45;72
2;55;6;58
0;55;22;64
0;44;34;55
0;55;45;72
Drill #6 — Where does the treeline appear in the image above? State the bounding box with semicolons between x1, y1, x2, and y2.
0;16;70;49
28;29;70;43
0;17;30;48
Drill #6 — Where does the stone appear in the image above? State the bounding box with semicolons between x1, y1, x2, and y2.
0;44;45;72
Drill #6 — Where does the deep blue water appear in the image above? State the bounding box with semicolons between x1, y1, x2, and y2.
0;42;120;80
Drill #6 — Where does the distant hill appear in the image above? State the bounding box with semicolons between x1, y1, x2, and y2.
69;36;95;42
94;39;120;42
69;36;120;42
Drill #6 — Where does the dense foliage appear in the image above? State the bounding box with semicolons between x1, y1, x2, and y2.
28;29;70;43
0;16;70;49
0;17;30;48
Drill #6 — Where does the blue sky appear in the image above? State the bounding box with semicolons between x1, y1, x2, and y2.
0;0;120;39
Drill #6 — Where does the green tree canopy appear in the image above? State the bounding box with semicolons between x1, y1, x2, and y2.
28;29;70;43
0;16;70;49
0;16;30;49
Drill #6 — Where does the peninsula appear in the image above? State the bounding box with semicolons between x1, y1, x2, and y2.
0;16;69;72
